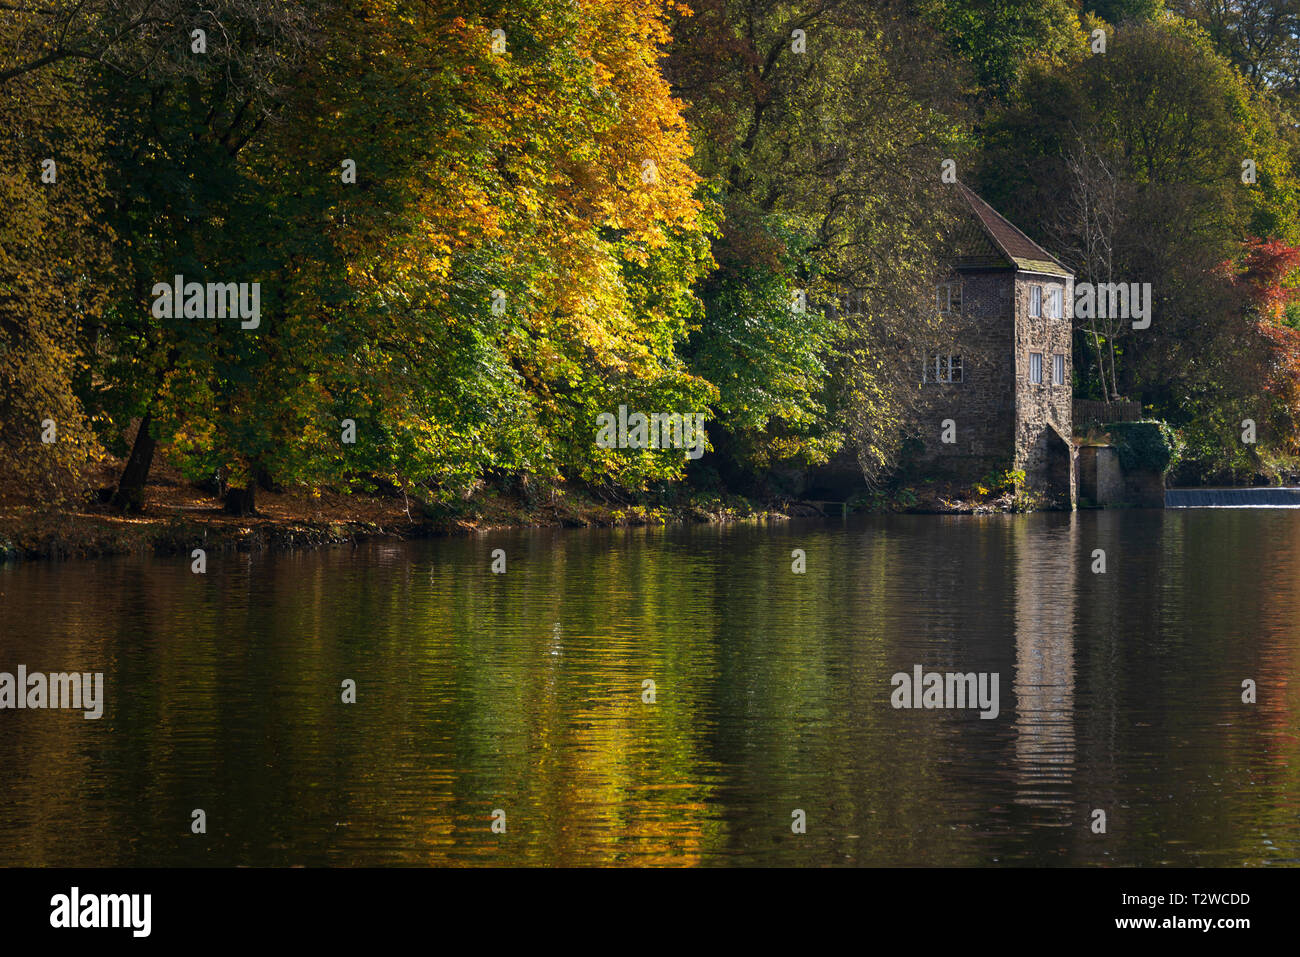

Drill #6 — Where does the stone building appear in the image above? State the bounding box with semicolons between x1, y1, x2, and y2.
914;184;1075;507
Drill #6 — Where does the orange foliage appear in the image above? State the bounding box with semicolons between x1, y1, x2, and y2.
1234;238;1300;452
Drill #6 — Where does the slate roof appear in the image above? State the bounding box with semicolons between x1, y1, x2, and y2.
953;183;1072;277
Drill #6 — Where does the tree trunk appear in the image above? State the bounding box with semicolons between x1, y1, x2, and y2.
1108;338;1121;400
111;408;157;513
1089;326;1107;402
223;484;257;516
254;465;282;493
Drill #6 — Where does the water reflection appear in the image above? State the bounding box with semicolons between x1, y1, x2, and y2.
1012;517;1077;820
0;512;1298;866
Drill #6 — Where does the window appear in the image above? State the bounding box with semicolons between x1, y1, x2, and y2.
923;353;963;383
1052;353;1065;385
936;281;963;315
1048;287;1063;319
1030;285;1042;318
1029;352;1043;384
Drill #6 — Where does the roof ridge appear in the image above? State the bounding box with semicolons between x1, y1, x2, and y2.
955;182;1070;275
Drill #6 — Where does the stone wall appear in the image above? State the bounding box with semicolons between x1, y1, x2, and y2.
913;269;1016;480
1078;446;1124;506
1123;469;1167;508
1013;272;1074;507
904;267;1078;509
1077;446;1166;507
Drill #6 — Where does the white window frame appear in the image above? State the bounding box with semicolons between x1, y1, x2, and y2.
1048;286;1063;319
1052;353;1065;385
936;281;963;315
1029;352;1043;385
922;352;963;384
1029;285;1042;318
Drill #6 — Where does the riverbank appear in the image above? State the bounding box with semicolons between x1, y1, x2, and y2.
0;457;1040;563
0;499;786;562
0;462;790;562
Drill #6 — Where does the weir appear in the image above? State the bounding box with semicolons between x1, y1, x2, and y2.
1166;487;1300;508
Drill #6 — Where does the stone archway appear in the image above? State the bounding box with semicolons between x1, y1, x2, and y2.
1040;425;1074;509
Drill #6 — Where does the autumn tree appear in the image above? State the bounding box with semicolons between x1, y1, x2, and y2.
980;14;1300;471
668;0;971;485
86;0;716;513
1233;238;1300;456
0;13;116;500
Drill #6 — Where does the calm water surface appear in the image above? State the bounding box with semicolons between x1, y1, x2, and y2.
1;511;1297;866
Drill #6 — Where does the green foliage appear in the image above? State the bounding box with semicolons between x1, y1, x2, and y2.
670;0;968;482
866;486;918;511
7;0;721;509
1174;0;1300;98
685;217;839;468
9;0;1300;511
0;26;114;501
1107;420;1183;474
974;469;1025;496
1085;1;1165;23
916;0;1086;98
982;14;1300;468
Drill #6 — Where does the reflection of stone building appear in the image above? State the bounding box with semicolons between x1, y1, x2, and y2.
1012;517;1078;819
912;185;1076;508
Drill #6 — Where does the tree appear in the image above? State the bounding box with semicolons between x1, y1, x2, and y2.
289;0;715;501
67;0;322;511
1056;142;1128;400
0;14;116;501
13;0;720;517
1173;1;1300;94
980;13;1300;462
913;0;1086;101
1233;238;1300;454
668;0;970;484
1085;1;1167;24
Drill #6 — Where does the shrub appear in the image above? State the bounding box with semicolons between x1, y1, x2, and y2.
975;469;1025;496
1106;420;1182;474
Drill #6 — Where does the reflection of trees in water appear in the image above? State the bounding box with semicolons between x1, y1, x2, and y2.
8;515;1300;865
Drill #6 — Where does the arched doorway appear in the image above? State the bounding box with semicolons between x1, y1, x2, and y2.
1039;426;1074;509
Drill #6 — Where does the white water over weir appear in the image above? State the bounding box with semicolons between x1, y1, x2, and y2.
1165;487;1300;508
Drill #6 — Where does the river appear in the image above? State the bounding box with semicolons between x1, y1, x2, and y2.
1;511;1297;866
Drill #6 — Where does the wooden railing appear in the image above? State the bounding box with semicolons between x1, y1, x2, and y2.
1074;399;1142;428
